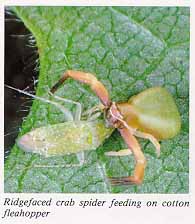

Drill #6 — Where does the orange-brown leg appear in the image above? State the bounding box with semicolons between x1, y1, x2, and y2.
50;70;111;107
109;127;147;185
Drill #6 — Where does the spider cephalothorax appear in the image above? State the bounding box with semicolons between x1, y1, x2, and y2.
103;102;125;129
50;70;181;185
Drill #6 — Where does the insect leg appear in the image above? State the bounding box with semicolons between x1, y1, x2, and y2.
76;152;85;166
49;92;82;121
105;149;132;156
31;153;86;169
50;70;111;107
109;127;147;185
82;103;104;121
83;103;104;116
33;163;83;169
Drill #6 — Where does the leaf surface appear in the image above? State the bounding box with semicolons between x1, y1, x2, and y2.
5;6;189;193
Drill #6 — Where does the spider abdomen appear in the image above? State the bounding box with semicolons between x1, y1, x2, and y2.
117;87;181;140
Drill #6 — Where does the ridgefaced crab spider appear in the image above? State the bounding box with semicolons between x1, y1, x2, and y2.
50;70;181;185
12;70;181;186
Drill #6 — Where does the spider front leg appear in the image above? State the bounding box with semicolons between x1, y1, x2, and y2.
109;127;147;185
51;70;111;107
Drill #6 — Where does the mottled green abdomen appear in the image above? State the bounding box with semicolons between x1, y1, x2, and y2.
17;120;114;156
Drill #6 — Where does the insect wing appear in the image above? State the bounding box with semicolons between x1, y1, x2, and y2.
17;120;113;156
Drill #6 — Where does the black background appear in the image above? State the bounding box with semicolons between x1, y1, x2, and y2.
4;9;38;159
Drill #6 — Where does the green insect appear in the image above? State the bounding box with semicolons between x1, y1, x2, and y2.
7;70;181;185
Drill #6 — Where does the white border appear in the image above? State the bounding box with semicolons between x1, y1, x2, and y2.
0;1;194;224
0;2;4;198
3;0;191;6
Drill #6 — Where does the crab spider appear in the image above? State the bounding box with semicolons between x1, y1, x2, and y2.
48;70;181;185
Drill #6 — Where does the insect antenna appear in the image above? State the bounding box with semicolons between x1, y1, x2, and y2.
5;85;74;121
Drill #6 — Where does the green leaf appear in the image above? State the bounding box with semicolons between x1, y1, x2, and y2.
5;6;189;193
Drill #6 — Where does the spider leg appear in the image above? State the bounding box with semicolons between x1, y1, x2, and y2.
109;127;147;185
133;130;160;157
50;70;111;107
105;149;132;156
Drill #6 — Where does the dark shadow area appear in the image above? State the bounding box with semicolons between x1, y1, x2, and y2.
4;8;39;160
